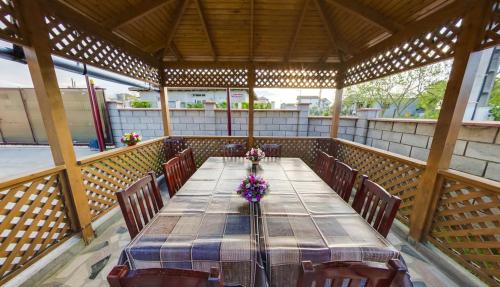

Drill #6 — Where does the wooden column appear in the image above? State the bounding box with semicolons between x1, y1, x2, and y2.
158;64;172;136
409;1;491;241
20;1;94;243
330;88;343;138
248;67;255;147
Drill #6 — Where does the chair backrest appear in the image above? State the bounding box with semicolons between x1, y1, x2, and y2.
329;160;358;202
116;172;163;239
108;265;222;287
223;143;246;157
260;144;282;157
297;259;407;287
314;150;334;181
352;176;401;237
178;148;197;183
164;137;186;159
163;157;184;198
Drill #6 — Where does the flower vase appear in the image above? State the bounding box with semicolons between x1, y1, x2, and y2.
251;160;259;173
127;142;137;147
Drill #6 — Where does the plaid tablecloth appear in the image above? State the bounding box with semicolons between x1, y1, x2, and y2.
119;157;403;287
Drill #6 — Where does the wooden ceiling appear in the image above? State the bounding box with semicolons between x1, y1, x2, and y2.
58;0;458;64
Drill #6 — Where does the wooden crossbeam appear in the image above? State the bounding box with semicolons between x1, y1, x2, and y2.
170;42;183;61
194;0;216;60
314;0;356;56
152;0;190;53
326;0;403;33
42;0;157;66
287;0;311;61
105;0;172;29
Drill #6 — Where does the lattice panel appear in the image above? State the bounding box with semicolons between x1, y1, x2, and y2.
0;169;74;283
254;137;329;167
163;68;248;88
0;0;24;45
334;140;425;226
481;0;500;50
428;172;500;286
79;140;166;219
44;15;158;83
255;68;337;88
344;17;462;86
183;137;248;167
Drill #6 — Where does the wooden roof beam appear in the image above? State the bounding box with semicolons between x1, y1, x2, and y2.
170;42;183;61
42;0;157;66
326;0;403;33
105;0;173;30
287;0;311;61
249;0;254;61
194;0;216;60
155;0;190;54
314;0;356;57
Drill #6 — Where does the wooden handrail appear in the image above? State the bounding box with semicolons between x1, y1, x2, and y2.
438;169;500;194
0;165;66;190
333;138;427;168
77;137;167;165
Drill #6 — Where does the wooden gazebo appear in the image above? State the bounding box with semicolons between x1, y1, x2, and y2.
0;0;499;285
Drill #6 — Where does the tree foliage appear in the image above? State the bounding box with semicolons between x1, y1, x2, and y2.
342;62;450;117
489;77;500;120
416;80;447;119
130;100;152;108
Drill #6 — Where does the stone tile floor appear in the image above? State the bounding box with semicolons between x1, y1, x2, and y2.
35;185;459;287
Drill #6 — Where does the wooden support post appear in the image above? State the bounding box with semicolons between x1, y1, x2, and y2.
330;68;344;138
248;68;255;147
19;1;94;243
226;88;232;136
159;63;172;136
409;1;491;242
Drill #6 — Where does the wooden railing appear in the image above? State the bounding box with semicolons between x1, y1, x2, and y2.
332;139;426;226
77;137;167;220
0;166;76;284
0;135;498;286
428;169;500;286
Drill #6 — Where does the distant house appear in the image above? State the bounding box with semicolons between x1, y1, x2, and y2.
297;95;331;109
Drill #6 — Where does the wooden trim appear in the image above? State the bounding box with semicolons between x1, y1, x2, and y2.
77;137;167;165
438;169;500;194
326;0;403;33
333;138;427;168
163;61;339;70
0;166;66;190
287;0;311;61
40;0;156;66
409;0;492;242
194;0;216;60
105;0;172;29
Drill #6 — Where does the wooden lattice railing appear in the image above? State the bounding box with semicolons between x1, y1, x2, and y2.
332;139;426;226
77;137;167;220
0;166;75;284
428;169;500;286
183;136;249;167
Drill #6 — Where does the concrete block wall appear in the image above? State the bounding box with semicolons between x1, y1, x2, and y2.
365;119;500;181
307;117;357;140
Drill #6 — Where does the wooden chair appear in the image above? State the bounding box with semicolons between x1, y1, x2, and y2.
178;148;197;183
163;157;184;198
260;143;282;157
352;176;401;237
297;259;407;287
314;150;334;181
164;137;186;159
108;265;222;287
223;143;246;157
116;172;163;239
328;160;358;202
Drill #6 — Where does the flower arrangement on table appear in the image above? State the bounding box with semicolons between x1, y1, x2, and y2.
121;132;142;146
236;174;269;203
245;148;265;164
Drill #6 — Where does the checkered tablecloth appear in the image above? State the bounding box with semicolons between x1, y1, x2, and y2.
119;157;403;287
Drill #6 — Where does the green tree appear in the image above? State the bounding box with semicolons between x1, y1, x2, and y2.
186;102;204;108
216;101;227;109
130;100;152;108
416;80;447;119
489;77;500;120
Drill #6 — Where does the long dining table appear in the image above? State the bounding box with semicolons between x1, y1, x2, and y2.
118;157;407;287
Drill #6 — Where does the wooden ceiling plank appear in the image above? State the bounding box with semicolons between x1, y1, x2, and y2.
313;0;355;56
326;0;404;33
194;0;216;60
159;0;191;54
42;0;156;65
106;0;172;30
287;0;311;61
250;0;254;60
